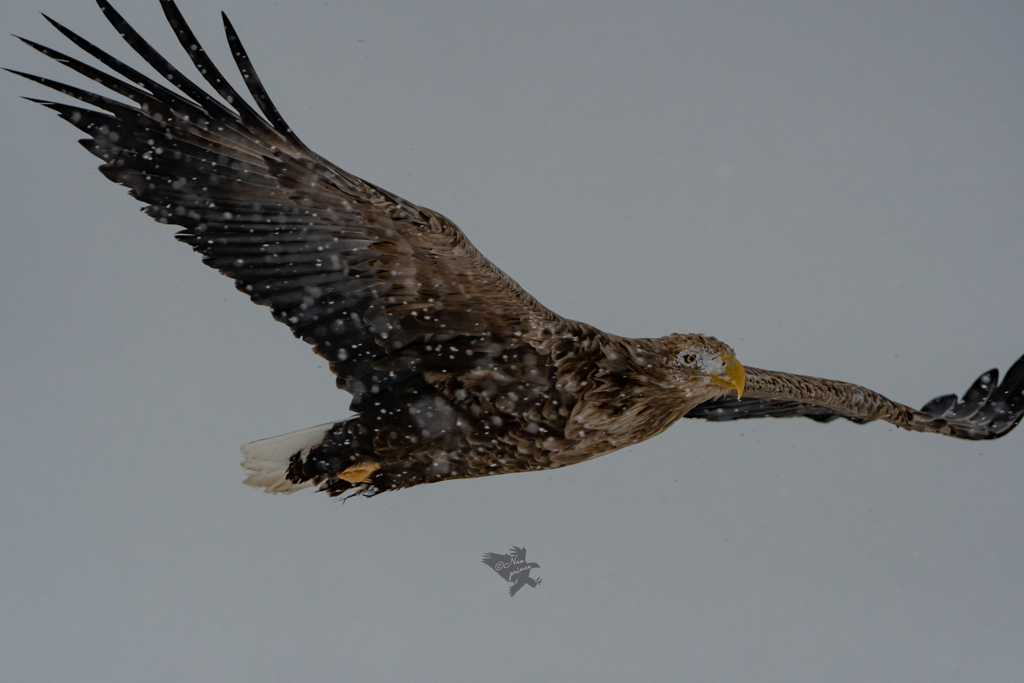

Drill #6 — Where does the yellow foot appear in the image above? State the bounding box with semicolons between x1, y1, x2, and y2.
338;461;380;484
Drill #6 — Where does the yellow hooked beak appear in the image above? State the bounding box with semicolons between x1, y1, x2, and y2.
710;354;746;398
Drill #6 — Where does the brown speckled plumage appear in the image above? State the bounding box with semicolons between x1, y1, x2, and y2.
17;0;1024;498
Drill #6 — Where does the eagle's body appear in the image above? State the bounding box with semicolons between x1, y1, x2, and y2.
265;331;737;495
15;0;1024;499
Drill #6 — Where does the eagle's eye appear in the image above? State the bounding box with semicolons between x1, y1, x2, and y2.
680;353;698;366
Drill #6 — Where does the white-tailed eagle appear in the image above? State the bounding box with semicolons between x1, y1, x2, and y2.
13;0;1024;499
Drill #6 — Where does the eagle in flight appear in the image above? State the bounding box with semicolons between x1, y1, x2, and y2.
482;547;542;597
14;0;1024;499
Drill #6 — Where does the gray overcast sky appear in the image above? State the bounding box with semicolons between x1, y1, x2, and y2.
2;0;1023;681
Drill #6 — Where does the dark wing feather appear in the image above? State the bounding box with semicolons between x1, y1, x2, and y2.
220;12;301;143
685;356;1024;441
684;397;873;425
17;0;575;420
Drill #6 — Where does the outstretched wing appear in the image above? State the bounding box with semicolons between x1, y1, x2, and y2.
481;553;514;581
15;0;574;416
684;356;1024;440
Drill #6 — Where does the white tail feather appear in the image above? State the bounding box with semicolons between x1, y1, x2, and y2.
240;422;333;493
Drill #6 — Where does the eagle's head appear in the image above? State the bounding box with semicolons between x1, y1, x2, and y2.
662;333;746;399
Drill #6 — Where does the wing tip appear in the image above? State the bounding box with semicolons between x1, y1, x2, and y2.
925;354;1024;440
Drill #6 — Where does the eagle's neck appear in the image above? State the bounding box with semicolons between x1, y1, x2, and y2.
562;334;717;456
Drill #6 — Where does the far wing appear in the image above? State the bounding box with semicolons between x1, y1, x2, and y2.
684;356;1024;441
